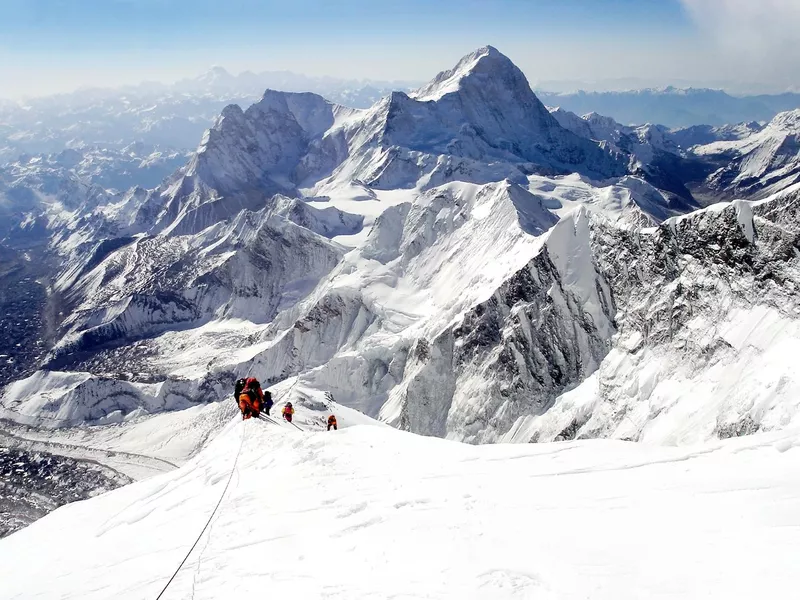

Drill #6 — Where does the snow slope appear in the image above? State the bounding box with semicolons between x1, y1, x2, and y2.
547;106;702;207
693;109;800;199
2;418;799;599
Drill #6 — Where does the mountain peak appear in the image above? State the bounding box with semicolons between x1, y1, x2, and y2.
770;108;800;131
411;45;522;102
196;65;236;86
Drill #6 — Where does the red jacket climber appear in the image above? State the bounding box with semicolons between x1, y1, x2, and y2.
237;377;264;420
282;402;295;423
327;415;338;431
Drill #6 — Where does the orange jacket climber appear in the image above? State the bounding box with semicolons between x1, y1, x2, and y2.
282;402;295;423
327;415;338;431
237;377;264;420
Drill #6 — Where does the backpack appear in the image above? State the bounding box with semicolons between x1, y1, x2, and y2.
234;378;247;402
235;377;261;402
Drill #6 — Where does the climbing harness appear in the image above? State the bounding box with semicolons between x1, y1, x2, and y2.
154;423;246;600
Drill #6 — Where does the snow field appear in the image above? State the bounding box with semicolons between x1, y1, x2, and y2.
2;414;799;599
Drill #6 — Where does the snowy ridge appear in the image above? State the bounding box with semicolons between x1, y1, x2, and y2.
2;415;799;599
693;109;800;199
47;199;355;366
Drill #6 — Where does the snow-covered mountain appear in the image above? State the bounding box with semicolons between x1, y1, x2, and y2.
692;109;800;200
668;121;764;150
3;45;800;542
121;47;626;239
5;45;795;438
547;107;703;206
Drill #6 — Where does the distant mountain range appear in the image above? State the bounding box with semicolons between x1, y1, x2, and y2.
538;87;800;128
0;68;416;164
3;68;800;167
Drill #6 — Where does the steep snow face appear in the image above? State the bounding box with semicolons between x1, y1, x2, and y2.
2;420;799;599
384;208;614;442
693;109;800;199
507;187;800;443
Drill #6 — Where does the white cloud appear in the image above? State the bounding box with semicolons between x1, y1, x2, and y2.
680;0;800;88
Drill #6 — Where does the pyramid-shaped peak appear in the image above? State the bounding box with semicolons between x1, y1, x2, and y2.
412;45;525;102
197;65;235;85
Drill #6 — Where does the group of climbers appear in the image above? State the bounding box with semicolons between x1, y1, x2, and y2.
235;377;271;420
234;377;337;431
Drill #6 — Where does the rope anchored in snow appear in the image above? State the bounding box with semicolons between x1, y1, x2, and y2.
258;412;303;431
154;422;246;600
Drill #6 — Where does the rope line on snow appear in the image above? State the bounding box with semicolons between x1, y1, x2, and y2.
154;422;246;600
259;412;303;431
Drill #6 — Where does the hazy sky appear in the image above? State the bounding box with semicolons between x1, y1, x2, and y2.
2;0;799;97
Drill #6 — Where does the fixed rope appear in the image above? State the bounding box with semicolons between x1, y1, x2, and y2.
259;412;303;431
154;422;246;600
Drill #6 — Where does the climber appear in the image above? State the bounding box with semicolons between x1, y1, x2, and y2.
236;377;264;420
327;414;338;431
263;388;274;416
282;402;295;423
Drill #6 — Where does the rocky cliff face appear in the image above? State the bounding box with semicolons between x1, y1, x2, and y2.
507;188;800;444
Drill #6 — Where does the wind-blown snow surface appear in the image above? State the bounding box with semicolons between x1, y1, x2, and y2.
2;418;799;599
